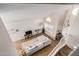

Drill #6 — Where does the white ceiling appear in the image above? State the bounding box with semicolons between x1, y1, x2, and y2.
0;4;73;22
0;4;72;12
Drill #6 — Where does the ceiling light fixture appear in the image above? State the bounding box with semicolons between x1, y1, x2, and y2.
46;17;51;23
72;8;79;16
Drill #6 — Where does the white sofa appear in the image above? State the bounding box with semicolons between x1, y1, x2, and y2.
21;35;51;55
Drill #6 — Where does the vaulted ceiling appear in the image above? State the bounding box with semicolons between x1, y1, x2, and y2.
0;4;72;21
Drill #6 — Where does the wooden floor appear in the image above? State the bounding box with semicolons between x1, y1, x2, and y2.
55;45;72;56
32;34;60;56
14;33;60;56
14;33;72;56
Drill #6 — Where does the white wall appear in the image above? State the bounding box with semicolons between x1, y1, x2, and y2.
68;5;79;37
44;6;72;40
1;10;44;42
70;11;79;37
1;15;43;41
62;6;79;49
0;17;17;56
